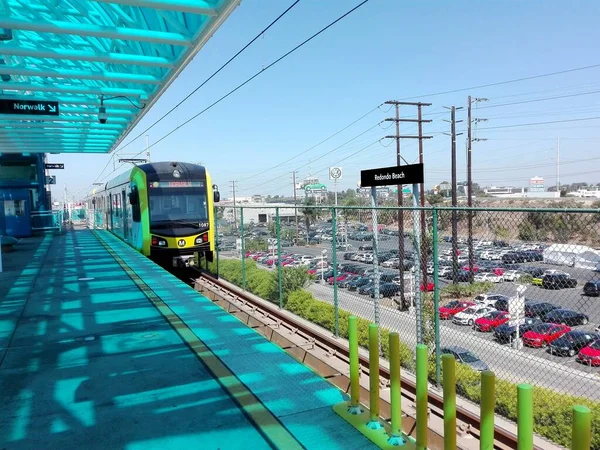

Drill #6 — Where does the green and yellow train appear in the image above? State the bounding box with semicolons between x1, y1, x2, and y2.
87;162;220;268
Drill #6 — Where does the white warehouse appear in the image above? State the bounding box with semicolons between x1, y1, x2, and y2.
221;202;303;225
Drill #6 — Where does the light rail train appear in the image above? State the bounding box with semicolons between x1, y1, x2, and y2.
85;162;220;268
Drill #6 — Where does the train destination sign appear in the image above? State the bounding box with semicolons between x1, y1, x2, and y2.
150;181;205;188
0;99;59;116
360;163;424;188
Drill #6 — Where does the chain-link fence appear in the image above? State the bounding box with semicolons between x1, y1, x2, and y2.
211;204;600;448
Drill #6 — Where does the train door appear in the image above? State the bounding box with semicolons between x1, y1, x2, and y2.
108;193;114;231
121;190;128;240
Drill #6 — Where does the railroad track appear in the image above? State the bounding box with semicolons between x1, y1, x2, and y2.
189;269;550;450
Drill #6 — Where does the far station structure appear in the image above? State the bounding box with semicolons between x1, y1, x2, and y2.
0;0;240;237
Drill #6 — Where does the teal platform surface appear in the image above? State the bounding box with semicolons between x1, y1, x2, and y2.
0;230;375;450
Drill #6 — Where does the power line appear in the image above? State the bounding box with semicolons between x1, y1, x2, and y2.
397;63;600;101
235;104;382;182
478;89;600;109
115;0;302;153
126;0;372;163
478;116;600;130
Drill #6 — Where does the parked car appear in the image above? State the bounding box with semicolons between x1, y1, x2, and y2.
582;280;600;297
474;311;510;332
522;323;571;348
438;346;489;371
474;273;503;283
439;301;475;320
452;305;496;326
542;273;578;290
549;331;600;357
370;282;402;298
494;317;543;343
577;339;600;366
474;293;509;308
524;301;560;321
503;270;523;282
544;309;590;326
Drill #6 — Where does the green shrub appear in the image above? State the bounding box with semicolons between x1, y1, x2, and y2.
211;257;600;449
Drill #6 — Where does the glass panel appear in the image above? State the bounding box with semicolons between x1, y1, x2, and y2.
149;187;208;228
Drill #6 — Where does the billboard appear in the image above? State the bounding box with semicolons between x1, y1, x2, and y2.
529;176;545;192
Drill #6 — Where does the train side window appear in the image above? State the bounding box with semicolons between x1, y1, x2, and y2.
129;186;141;222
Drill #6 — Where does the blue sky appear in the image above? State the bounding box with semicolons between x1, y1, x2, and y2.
50;0;600;201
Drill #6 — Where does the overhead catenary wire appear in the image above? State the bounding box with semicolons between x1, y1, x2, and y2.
93;0;372;186
115;0;302;153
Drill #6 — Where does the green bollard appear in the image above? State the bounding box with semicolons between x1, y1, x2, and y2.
416;344;428;450
480;371;495;450
517;384;533;450
442;354;456;450
348;316;361;414
388;332;405;445
572;405;591;450
368;323;381;429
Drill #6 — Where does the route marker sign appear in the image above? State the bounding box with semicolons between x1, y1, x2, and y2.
360;163;424;187
0;99;59;116
45;163;64;169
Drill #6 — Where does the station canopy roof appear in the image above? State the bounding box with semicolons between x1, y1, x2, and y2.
0;0;239;154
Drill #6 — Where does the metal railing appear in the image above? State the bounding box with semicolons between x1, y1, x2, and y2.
31;210;63;233
212;203;600;449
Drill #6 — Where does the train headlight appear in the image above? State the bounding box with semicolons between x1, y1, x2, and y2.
195;236;203;245
152;236;168;247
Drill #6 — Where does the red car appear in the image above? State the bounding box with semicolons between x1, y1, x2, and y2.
328;273;350;285
577;340;600;366
439;301;475;320
474;311;510;332
461;265;480;272
522;323;571;348
420;282;434;292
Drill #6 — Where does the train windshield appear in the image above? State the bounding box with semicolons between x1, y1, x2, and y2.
148;186;208;229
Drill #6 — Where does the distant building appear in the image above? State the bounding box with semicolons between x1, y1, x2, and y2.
484;186;518;195
221;202;301;225
568;187;600;198
304;183;328;203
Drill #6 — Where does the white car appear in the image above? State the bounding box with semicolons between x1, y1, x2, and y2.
452;305;496;326
502;270;522;282
473;293;508;308
474;273;503;283
382;258;399;268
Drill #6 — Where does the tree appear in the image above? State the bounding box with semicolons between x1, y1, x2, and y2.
302;197;321;240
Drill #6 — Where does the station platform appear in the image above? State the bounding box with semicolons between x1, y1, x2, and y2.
0;229;374;450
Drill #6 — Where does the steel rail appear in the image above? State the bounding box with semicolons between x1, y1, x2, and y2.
194;271;534;450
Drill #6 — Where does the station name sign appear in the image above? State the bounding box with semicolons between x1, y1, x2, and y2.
45;163;64;169
0;99;59;116
360;163;424;187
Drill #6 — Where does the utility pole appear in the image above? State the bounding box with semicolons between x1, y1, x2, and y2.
444;106;463;284
384;100;432;308
466;96;487;282
292;171;299;241
230;181;237;231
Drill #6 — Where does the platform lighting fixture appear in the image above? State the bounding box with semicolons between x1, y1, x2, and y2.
98;94;146;124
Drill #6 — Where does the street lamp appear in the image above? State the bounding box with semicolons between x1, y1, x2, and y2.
321;249;327;283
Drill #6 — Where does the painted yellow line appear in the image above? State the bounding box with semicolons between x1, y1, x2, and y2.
92;231;304;450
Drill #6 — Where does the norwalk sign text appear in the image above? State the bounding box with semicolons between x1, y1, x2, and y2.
0;99;59;116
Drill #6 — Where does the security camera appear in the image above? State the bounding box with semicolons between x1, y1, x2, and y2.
98;105;107;124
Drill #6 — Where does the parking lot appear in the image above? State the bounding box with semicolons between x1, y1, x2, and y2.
218;229;600;399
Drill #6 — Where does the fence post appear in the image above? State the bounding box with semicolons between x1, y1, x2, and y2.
276;207;283;309
480;371;495;450
517;384;533;450
348;316;361;413
412;190;423;345
442;354;456;450
240;207;246;290
572;405;591;450
370;187;380;330
432;207;441;387
389;332;402;439
368;323;381;429
416;343;428;450
331;207;339;337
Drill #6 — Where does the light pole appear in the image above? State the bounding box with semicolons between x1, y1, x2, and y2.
321;249;327;283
